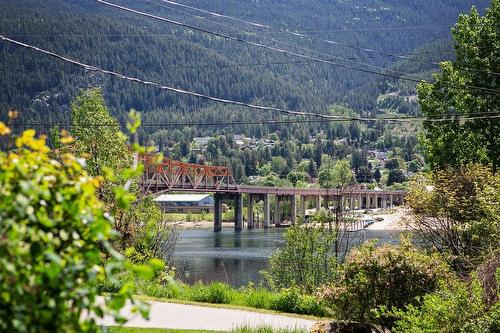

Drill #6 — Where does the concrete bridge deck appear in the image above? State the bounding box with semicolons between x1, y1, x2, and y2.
140;156;405;231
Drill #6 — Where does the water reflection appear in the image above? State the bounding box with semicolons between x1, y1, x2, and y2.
172;228;401;287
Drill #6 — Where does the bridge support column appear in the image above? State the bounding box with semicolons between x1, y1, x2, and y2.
214;193;222;232
349;194;354;211
365;193;370;209
263;194;270;229
235;193;243;232
315;195;322;213
290;195;297;225
275;195;281;227
389;194;394;209
374;194;379;209
299;195;305;222
358;194;362;210
382;194;387;210
247;194;254;229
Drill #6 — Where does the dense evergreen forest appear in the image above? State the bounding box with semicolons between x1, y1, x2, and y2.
0;0;490;178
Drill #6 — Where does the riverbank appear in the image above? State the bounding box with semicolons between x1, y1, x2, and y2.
366;208;409;231
166;208;409;231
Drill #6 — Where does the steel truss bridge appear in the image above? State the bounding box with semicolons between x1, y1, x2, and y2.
140;156;405;231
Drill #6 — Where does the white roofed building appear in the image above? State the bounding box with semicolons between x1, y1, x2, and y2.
153;194;214;213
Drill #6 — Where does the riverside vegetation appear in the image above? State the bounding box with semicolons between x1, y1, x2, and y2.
0;1;499;332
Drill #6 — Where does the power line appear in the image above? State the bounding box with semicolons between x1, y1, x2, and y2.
95;0;500;94
2;34;499;125
145;0;424;80
0;34;367;121
154;0;500;77
10;112;500;129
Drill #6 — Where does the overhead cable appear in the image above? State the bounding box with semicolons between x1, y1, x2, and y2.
94;0;500;93
155;0;500;77
2;35;499;125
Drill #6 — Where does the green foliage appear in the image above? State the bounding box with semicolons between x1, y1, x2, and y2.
318;158;355;188
407;164;500;272
0;125;158;332
391;278;499;333
262;222;339;294
384;158;402;170
126;277;329;317
386;169;406;186
270;156;288;176
286;170;309;187
321;238;450;327
417;0;500;169
71;88;131;180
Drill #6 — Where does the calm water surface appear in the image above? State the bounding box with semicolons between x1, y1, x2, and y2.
172;228;402;287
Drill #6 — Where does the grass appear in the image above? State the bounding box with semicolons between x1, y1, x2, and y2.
108;328;216;333
108;325;306;333
99;278;330;318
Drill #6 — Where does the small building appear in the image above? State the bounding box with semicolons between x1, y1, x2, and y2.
153;194;214;213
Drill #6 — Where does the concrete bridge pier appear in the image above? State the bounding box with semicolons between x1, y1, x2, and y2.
299;195;306;221
315;195;322;212
290;195;297;225
275;195;282;227
235;193;243;232
263;194;270;228
214;193;243;232
214;193;223;232
247;194;254;229
390;194;394;209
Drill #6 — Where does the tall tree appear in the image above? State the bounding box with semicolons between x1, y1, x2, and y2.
417;0;500;169
71;88;130;178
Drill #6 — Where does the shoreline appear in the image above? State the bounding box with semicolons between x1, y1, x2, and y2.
166;208;409;231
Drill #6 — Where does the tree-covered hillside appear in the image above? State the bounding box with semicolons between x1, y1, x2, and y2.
0;0;490;149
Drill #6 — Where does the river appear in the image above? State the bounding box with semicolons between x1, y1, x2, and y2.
171;228;402;287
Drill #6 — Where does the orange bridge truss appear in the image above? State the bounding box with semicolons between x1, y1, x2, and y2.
140;155;238;193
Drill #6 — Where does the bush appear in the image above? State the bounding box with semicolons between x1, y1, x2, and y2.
0;126;155;332
271;288;301;313
321;237;450;328
262;222;339;293
406;164;500;273
391;278;499;333
186;282;234;304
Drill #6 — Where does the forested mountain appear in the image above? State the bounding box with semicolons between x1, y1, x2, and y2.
0;0;490;155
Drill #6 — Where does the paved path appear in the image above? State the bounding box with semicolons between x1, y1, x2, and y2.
100;300;316;331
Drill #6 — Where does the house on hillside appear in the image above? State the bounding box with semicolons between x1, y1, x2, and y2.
153;194;214;213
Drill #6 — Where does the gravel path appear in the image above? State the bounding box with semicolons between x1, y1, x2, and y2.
99;300;316;331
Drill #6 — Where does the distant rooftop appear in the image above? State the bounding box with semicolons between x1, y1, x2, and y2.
153;194;212;202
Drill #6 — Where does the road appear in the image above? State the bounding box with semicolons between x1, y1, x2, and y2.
99;299;317;331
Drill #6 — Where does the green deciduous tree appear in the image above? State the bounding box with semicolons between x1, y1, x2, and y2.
270;156;288;176
318;158;355;188
417;0;500;169
387;169;406;186
262;222;339;294
406;164;500;273
71;88;130;179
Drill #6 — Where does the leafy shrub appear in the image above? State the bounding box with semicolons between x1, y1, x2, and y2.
186;282;234;304
242;287;274;309
271;288;301;313
263;222;339;293
391;278;499;333
0;126;156;332
270;288;328;316
321;237;450;327
206;282;234;304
